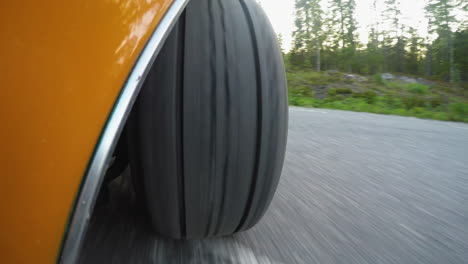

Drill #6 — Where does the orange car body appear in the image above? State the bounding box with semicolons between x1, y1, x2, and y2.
0;0;177;262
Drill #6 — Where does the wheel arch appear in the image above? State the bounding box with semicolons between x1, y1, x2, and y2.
58;0;190;262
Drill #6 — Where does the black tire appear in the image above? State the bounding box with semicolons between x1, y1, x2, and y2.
127;0;287;239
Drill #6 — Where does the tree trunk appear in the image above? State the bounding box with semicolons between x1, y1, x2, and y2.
305;9;311;63
397;38;405;73
448;31;455;82
316;43;321;71
339;7;345;50
338;1;346;71
442;1;455;82
426;43;432;77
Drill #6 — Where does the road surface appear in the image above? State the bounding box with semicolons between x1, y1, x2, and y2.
80;107;468;264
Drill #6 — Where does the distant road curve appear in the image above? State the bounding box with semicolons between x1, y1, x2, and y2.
80;107;468;264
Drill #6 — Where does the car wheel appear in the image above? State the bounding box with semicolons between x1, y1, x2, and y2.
127;0;287;239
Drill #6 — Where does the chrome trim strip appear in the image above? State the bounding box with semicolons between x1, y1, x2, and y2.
59;0;190;262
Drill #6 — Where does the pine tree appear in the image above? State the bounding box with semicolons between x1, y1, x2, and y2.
425;0;458;82
310;0;324;71
290;1;307;66
454;28;468;81
328;0;358;72
366;0;383;73
344;0;358;72
291;0;325;71
277;33;284;55
425;18;434;77
382;0;405;72
406;27;423;75
291;0;308;66
330;0;349;50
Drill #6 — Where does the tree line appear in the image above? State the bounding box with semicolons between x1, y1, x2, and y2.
286;0;468;83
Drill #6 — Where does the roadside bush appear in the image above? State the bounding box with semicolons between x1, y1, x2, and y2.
402;96;426;109
449;102;468;115
410;107;426;114
432;112;449;121
393;109;409;116
380;95;404;108
325;95;344;103
304;71;323;81
352;91;377;104
448;103;468;122
328;88;353;97
429;96;443;108
373;73;384;85
290;85;314;97
328;88;337;96
385;81;406;90
336;88;353;94
289;96;314;107
289;96;299;106
286;67;467;123
406;83;429;94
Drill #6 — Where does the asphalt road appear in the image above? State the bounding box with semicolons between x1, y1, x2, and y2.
80;107;468;264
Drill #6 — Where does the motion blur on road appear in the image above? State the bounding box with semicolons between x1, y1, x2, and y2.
80;107;468;264
79;0;468;261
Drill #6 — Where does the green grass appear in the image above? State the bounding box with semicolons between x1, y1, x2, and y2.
328;88;353;96
406;83;429;94
289;94;468;122
287;69;468;123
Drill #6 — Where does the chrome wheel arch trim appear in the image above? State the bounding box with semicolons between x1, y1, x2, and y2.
59;0;190;262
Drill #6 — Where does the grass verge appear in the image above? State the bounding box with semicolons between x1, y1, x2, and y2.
287;70;468;123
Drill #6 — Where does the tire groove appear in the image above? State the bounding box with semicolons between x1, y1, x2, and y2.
206;0;217;237
176;12;187;238
214;0;230;234
235;0;263;232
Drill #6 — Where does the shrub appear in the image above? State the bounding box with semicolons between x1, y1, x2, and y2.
335;88;353;94
333;95;345;101
328;88;353;96
448;103;468;122
289;96;299;106
385;81;407;90
327;88;337;96
432;112;449;121
285;66;467;123
410;107;426;114
352;91;377;104
449;102;468;116
373;73;384;85
402;96;426;109
393;109;409;116
289;95;323;108
429;96;443;108
325;95;343;103
381;95;404;108
306;71;324;80
406;83;429;94
290;85;314;97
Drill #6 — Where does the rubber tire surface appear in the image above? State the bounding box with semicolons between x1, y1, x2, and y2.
127;0;288;239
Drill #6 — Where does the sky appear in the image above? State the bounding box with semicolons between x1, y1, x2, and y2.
257;0;429;51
